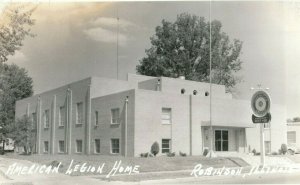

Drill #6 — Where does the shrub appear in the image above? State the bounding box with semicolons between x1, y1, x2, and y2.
167;152;175;157
140;152;149;158
281;144;288;155
203;148;209;156
252;149;256;155
179;151;187;157
272;152;278;155
151;142;159;156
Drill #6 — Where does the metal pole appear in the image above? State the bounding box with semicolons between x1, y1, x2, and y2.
125;96;128;157
260;123;265;166
116;5;119;80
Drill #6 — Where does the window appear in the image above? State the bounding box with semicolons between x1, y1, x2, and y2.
59;106;65;126
95;111;99;125
111;108;120;124
32;112;37;127
264;122;270;129
58;140;65;153
44;110;50;128
94;139;100;154
76;140;83;153
215;130;228;151
111;139;120;154
44;141;49;153
265;141;271;154
76;102;83;124
162;139;171;153
161;108;172;124
287;131;296;144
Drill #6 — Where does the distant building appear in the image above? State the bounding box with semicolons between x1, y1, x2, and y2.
287;122;300;153
15;74;287;156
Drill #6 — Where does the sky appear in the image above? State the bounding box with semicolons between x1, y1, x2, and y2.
1;1;299;119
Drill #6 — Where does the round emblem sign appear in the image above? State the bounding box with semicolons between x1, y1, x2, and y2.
251;90;271;117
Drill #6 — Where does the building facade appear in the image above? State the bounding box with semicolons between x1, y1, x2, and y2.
15;74;287;156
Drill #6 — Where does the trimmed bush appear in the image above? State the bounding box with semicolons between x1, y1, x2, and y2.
151;142;160;156
252;149;256;155
203;148;209;156
281;144;288;155
179;151;187;157
167;152;175;157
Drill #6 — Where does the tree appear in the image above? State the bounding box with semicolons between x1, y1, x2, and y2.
136;13;243;92
0;4;36;63
6;115;36;154
0;63;33;128
151;141;159;156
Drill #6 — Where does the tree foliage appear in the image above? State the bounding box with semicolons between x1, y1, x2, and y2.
0;63;33;128
0;4;36;63
6;115;36;154
137;13;243;92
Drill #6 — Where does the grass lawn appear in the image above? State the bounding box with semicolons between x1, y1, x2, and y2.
2;153;248;177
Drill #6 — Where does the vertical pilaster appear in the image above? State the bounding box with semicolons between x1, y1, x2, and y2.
51;95;56;154
67;88;73;154
85;84;91;154
36;96;42;154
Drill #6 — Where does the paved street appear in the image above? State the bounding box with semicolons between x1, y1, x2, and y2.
1;156;300;185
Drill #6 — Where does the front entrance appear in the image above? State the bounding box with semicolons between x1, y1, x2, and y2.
215;130;228;151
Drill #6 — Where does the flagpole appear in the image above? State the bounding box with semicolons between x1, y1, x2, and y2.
116;5;119;80
209;0;214;158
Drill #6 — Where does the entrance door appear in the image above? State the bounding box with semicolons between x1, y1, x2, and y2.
215;130;228;151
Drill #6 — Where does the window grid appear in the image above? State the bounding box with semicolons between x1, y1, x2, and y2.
76;140;83;153
44;110;50;128
58;140;64;153
76;102;83;124
111;139;120;154
59;106;65;126
162;139;171;153
44;141;49;153
111;108;120;124
95;111;99;126
94;139;100;154
161;108;172;124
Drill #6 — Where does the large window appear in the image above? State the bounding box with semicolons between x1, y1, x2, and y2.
94;139;100;154
44;141;49;153
31;112;37;127
44;109;50;128
111;108;120;124
287;131;296;144
215;130;228;151
95;111;99;126
162;139;171;153
111;139;120;154
58;140;65;153
76;102;83;124
59;106;65;126
76;140;83;153
161;108;172;124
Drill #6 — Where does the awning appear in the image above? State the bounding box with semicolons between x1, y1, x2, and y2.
201;121;255;128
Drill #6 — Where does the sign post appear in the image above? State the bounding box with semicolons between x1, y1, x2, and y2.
251;90;271;166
